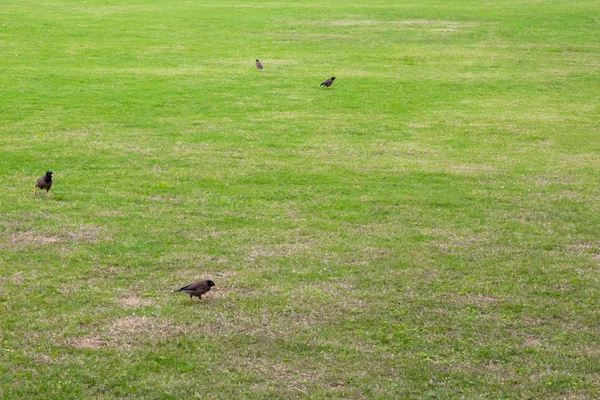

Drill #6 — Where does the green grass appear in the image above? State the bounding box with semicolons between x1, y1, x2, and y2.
1;0;599;398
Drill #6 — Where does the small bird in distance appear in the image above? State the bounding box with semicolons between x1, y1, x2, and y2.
173;279;215;301
319;77;336;87
34;170;53;196
256;59;264;70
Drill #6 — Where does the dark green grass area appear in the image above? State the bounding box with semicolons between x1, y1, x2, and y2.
1;0;599;398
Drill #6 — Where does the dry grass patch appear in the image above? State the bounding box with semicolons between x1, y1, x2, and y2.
303;19;477;28
427;228;496;255
61;129;94;138
2;231;60;247
94;209;125;217
108;316;183;338
455;292;502;306
524;336;543;347
1;224;107;249
566;243;600;260
446;163;496;175
325;246;395;266
118;294;156;308
530;173;575;187
70;335;106;349
247;241;318;260
66;224;105;242
195;280;371;339
160;252;230;268
249;111;305;122
251;361;320;394
559;392;591;400
0;271;24;285
70;316;199;349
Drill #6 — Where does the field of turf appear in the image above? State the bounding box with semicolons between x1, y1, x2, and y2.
1;0;599;398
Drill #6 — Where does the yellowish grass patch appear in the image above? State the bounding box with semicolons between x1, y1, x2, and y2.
69;316;198;349
1;224;107;249
118;294;156;308
70;335;106;349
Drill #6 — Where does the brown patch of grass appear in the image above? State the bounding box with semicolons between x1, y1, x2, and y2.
559;392;590;400
70;335;105;349
56;283;81;295
312;19;475;28
62;129;92;138
160;252;229;268
66;224;104;242
182;229;224;240
456;293;502;305
524;336;542;347
2;231;60;247
329;381;346;390
30;353;52;364
2;271;25;285
446;163;496;175
521;316;544;328
566;243;600;262
1;224;107;249
94;210;125;217
106;316;199;343
108;316;154;336
69;316;201;349
230;354;323;394
530;173;575;187
192;279;370;340
406;122;431;128
247;241;317;260
485;361;501;372
427;228;495;255
118;295;156;308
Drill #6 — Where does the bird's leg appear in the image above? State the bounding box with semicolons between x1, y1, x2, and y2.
34;187;37;196
189;294;193;300
198;295;202;300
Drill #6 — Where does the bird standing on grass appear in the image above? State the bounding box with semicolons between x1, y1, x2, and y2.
256;59;264;70
319;77;335;87
34;170;53;196
173;279;215;300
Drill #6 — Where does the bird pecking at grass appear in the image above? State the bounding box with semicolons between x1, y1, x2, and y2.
319;77;335;87
173;279;215;300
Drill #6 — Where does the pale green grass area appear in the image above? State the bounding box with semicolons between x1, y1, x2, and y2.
1;0;599;398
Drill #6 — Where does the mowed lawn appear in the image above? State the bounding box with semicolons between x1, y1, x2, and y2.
1;0;599;398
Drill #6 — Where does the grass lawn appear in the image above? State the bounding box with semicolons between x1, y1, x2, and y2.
1;0;599;398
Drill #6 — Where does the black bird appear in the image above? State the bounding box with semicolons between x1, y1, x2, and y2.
34;170;53;196
173;279;215;300
319;77;335;87
255;59;264;70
